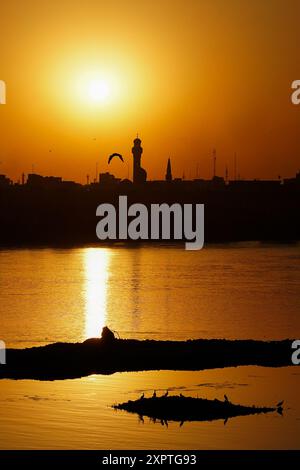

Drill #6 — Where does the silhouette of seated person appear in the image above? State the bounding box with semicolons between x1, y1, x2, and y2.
83;325;116;346
100;326;116;344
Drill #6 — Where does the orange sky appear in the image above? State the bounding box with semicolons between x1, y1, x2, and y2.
0;0;300;183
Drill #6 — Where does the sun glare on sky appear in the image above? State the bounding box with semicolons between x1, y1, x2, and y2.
73;71;118;107
1;1;300;182
87;79;111;103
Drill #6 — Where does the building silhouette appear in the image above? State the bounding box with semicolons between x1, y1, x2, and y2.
0;174;11;188
165;158;172;181
1;135;300;194
132;137;147;183
99;172;120;187
27;174;62;187
0;135;299;245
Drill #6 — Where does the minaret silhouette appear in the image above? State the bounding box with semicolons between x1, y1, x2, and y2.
165;158;172;181
132;136;147;183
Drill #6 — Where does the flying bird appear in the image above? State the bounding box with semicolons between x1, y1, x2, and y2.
108;153;124;164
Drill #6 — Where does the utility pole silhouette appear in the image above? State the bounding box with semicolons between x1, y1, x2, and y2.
234;153;237;181
212;149;216;178
95;162;98;182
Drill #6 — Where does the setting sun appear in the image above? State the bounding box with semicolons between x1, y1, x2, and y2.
72;71;118;108
87;79;111;103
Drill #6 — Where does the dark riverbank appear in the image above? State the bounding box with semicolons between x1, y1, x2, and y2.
1;337;294;380
0;182;299;245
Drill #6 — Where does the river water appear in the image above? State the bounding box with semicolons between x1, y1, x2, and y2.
0;243;299;449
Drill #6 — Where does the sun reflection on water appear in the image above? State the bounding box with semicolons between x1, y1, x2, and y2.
84;248;111;339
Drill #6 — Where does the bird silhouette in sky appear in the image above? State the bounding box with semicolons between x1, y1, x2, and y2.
108;153;124;164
